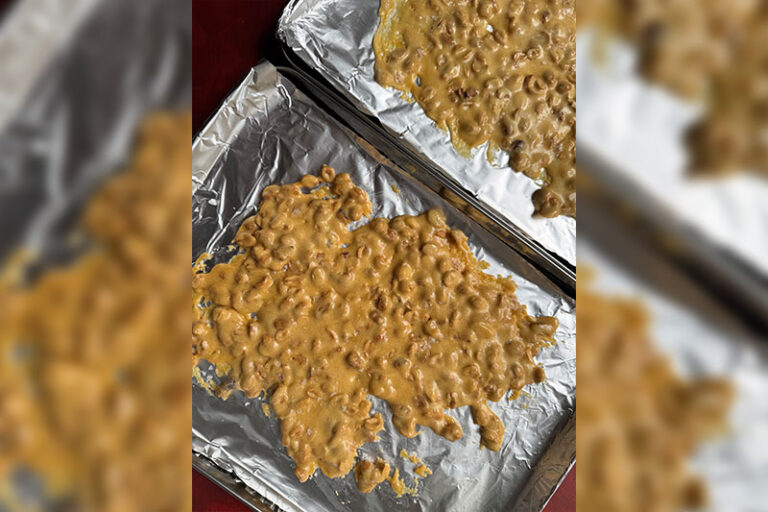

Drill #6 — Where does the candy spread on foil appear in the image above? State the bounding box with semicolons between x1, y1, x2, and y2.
578;0;768;177
192;165;557;492
373;0;576;217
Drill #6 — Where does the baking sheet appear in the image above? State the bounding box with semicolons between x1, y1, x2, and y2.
192;61;576;512
578;224;768;511
577;29;768;279
276;0;575;266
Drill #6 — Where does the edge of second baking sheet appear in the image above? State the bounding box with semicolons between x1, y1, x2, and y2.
274;63;575;298
275;0;576;268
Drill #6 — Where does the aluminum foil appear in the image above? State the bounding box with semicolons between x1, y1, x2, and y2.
577;29;768;279
0;0;100;134
192;61;576;512
276;0;575;266
0;0;191;508
578;234;768;511
0;0;191;261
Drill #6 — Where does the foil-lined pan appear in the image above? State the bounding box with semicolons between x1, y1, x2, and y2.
579;194;768;510
275;0;576;268
192;61;576;512
577;30;768;328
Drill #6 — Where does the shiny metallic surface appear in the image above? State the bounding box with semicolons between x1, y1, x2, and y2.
192;62;575;512
0;0;191;260
577;29;768;280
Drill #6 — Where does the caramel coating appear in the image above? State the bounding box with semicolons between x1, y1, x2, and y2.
373;0;576;217
577;276;732;512
414;463;432;477
0;113;192;511
193;166;557;490
686;10;768;177
355;458;391;493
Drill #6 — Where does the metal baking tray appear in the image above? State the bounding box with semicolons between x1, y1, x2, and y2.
576;30;768;334
192;61;575;512
275;0;576;273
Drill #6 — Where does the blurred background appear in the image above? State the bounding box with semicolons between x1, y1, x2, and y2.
0;0;190;511
2;0;767;511
577;1;768;510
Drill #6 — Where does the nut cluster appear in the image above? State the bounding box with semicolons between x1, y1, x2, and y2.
374;0;576;217
193;166;557;490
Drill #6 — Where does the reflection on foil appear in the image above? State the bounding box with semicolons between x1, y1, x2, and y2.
0;0;191;262
192;62;575;512
277;0;575;265
576;29;768;279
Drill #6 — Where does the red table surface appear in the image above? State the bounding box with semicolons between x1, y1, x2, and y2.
0;0;12;18
192;1;575;510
